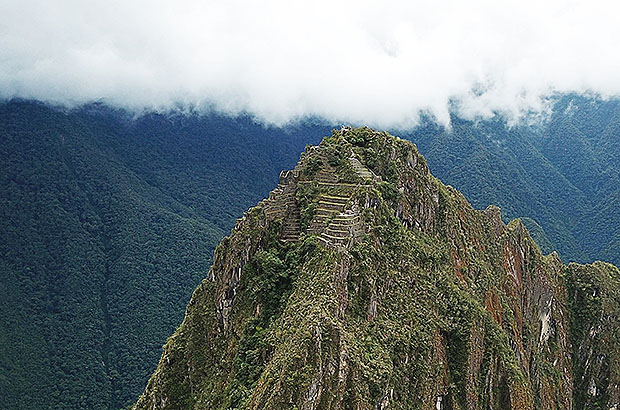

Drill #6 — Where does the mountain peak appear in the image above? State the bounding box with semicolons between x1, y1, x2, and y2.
257;127;417;247
134;128;620;410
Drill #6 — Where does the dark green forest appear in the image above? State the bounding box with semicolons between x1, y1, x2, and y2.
407;94;620;266
0;101;329;409
1;95;619;409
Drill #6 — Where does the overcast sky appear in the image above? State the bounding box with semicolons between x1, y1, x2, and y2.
2;0;620;127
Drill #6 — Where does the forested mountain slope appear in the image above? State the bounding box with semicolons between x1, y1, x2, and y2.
407;95;620;266
2;95;620;409
0;101;329;410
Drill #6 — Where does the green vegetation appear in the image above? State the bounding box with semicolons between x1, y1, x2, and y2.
566;262;620;410
0;101;331;410
406;94;620;266
135;128;618;409
4;95;620;409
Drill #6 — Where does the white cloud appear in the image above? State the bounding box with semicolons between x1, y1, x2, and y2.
1;0;620;127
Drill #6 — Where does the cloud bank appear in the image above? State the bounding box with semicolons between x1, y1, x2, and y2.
2;0;620;127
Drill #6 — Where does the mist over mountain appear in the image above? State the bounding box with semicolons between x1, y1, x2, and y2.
1;95;619;408
3;1;620;409
3;1;620;127
406;94;620;267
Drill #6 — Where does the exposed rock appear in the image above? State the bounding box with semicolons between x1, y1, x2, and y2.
134;128;620;410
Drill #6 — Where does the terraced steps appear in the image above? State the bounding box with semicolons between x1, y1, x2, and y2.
327;218;361;229
315;208;337;216
321;194;348;203
297;181;370;194
315;169;338;183
316;205;364;246
256;169;303;243
349;156;376;181
317;200;347;212
318;232;350;246
281;208;301;242
325;227;349;236
264;153;372;246
307;194;349;234
307;194;365;248
268;191;294;200
262;196;294;219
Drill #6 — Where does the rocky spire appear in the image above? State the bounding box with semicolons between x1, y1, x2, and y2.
134;127;620;410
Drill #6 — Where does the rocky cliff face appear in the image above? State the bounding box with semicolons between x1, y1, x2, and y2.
133;128;620;410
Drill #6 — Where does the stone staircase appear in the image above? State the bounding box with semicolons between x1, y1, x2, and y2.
349;156;377;181
258;152;373;246
281;207;301;242
317;211;363;247
307;194;364;247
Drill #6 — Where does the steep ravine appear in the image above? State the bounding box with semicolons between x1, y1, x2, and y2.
133;128;620;409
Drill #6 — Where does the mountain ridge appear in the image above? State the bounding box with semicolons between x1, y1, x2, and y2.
3;99;620;409
134;127;620;409
406;95;620;266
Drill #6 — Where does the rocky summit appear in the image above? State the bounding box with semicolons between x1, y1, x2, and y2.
133;127;620;410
